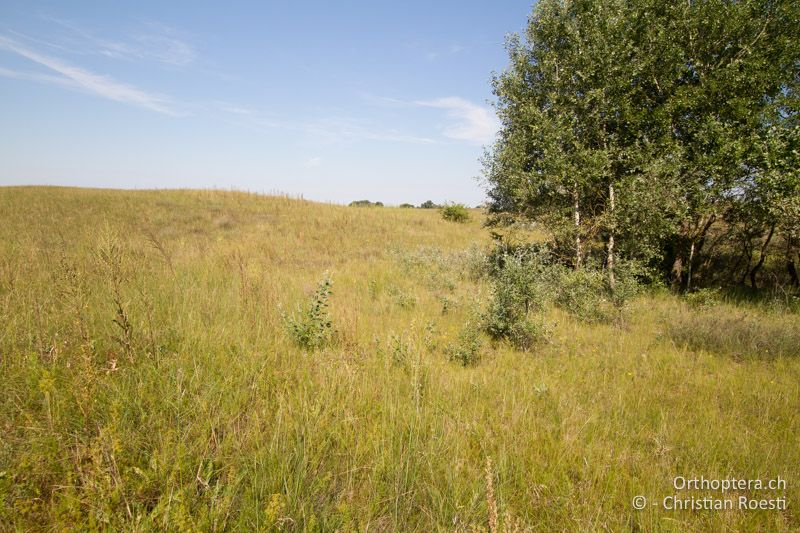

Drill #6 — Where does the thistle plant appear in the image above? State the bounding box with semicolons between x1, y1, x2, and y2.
283;274;334;350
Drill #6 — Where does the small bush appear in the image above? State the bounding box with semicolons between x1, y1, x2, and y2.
486;241;554;278
388;334;411;367
282;274;334;350
349;200;383;207
667;308;800;359
684;287;722;308
445;321;484;366
484;244;639;329
419;200;440;209
552;268;615;323
441;203;470;223
399;203;415;208
505;316;550;351
484;253;551;350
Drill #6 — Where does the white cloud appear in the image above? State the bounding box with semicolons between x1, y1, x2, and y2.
0;65;79;89
413;96;499;145
41;16;196;67
99;26;196;67
0;36;179;115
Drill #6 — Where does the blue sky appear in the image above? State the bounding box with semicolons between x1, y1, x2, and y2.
0;1;533;205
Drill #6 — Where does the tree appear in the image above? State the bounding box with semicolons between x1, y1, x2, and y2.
486;0;800;290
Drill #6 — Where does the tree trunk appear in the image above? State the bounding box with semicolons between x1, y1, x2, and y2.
573;185;582;269
607;183;616;291
688;215;715;290
787;260;799;287
786;238;799;288
672;215;716;292
749;223;775;289
671;257;683;289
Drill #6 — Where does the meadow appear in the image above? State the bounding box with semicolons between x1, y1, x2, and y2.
1;186;798;531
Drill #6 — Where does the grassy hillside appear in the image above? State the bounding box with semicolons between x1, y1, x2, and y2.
1;187;798;531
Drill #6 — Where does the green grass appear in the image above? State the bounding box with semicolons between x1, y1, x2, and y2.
1;186;798;531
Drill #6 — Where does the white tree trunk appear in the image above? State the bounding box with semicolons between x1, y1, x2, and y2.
574;186;582;269
608;183;615;291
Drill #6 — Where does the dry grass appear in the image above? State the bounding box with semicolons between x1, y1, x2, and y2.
0;186;798;531
667;304;800;360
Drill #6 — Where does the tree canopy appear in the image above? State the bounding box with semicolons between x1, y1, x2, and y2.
486;0;800;290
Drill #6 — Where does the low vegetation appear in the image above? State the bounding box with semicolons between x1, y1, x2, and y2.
440;203;471;223
1;186;798;531
282;274;334;350
667;304;800;361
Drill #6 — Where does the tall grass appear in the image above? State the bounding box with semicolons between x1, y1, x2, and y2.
0;186;798;531
667;304;800;360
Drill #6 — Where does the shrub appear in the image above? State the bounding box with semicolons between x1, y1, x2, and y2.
684;287;722;308
282;274;334;350
551;259;643;321
609;259;646;308
505;316;550;351
419;200;440;209
484;253;551;350
445;321;484;366
441;203;470;223
484;244;639;329
399;203;415;208
486;241;554;278
552;267;615;323
348;200;383;207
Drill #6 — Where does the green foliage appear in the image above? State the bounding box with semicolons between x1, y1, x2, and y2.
348;200;383;207
419;200;440;209
445;320;484;366
485;246;640;331
282;274;334;350
486;0;800;290
684;288;723;308
484;253;550;350
441;203;471;223
399;203;415;208
552;268;616;323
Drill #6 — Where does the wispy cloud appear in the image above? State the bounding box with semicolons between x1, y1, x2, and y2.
0;35;179;115
0;65;78;89
98;25;196;67
41;15;196;67
361;93;499;145
413;96;498;145
211;101;257;116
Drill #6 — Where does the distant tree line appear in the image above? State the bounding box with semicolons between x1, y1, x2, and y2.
486;0;800;291
349;200;384;207
349;200;463;209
